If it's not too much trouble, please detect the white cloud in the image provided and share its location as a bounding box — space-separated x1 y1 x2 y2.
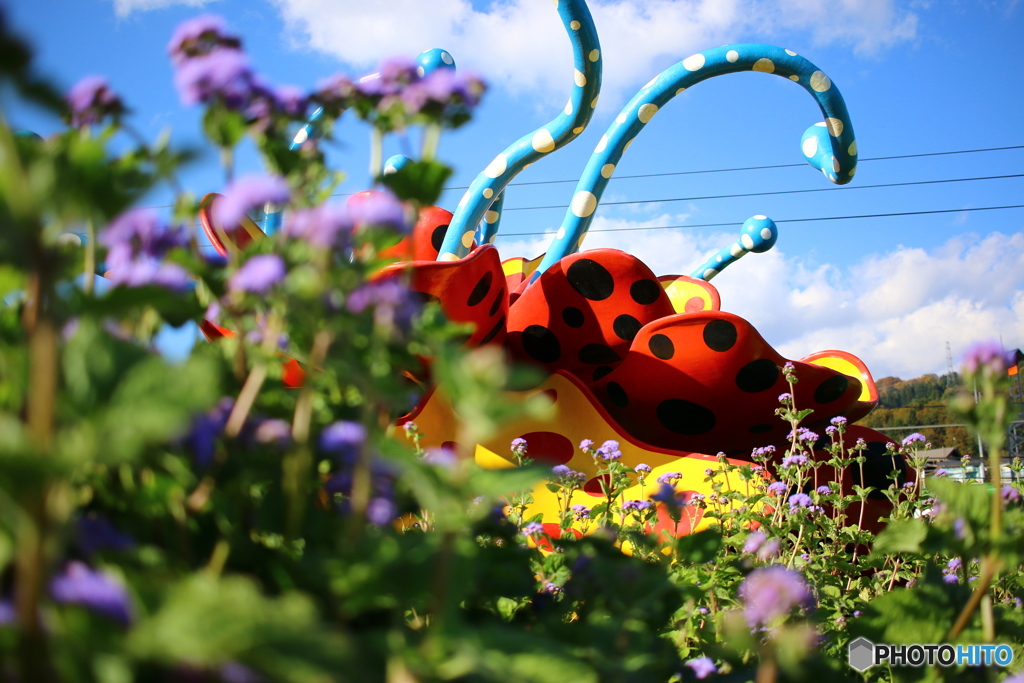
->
111 0 213 18
270 0 919 98
498 223 1024 379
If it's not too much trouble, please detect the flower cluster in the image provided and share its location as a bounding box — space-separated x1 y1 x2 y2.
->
66 76 125 127
99 209 190 290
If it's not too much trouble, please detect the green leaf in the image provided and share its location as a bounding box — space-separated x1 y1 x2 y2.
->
674 529 722 564
74 284 204 327
379 160 453 206
872 518 928 555
203 107 247 149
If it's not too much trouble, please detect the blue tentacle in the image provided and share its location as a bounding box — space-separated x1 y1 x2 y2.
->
690 215 778 281
476 190 505 244
528 44 858 284
436 0 602 261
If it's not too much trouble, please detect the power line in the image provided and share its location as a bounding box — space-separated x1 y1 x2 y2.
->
499 173 1024 212
452 144 1024 190
495 204 1024 238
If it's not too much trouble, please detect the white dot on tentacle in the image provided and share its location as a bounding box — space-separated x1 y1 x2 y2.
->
849 164 857 178
644 76 657 88
459 190 470 206
716 255 723 262
488 234 497 244
589 49 600 62
485 210 499 224
730 243 745 257
616 112 627 124
294 128 309 144
556 227 565 239
591 95 599 108
573 126 584 134
623 138 634 152
601 163 615 178
754 214 767 219
848 140 858 156
703 268 718 278
741 234 755 250
726 50 739 63
461 231 474 248
760 227 773 239
532 128 556 153
441 51 453 65
595 135 608 153
785 49 797 56
638 103 658 123
483 188 493 199
440 252 459 262
832 157 841 172
570 20 581 30
802 136 818 157
788 75 799 81
574 69 587 87
752 58 775 73
683 53 705 71
416 66 425 77
810 71 832 92
484 154 507 178
676 87 686 95
564 100 573 115
826 117 844 137
571 191 598 218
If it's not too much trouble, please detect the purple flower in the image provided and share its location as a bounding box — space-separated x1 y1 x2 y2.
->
75 515 134 556
743 531 766 554
953 518 968 540
597 439 622 460
66 76 124 127
183 397 234 467
738 566 812 627
215 174 290 229
943 573 959 584
424 447 458 468
962 339 1015 375
767 481 788 495
934 468 949 478
167 15 239 65
782 454 808 467
901 432 926 447
794 428 819 443
255 418 292 446
685 657 717 679
656 472 682 484
544 582 562 595
816 485 832 495
634 463 652 474
825 425 838 437
778 392 792 403
788 493 812 510
757 538 781 561
100 210 191 290
50 562 133 625
284 203 353 249
319 421 366 463
622 500 653 512
174 48 254 107
522 522 544 537
571 504 590 520
403 421 418 435
579 439 594 452
1002 485 1021 503
347 279 421 333
229 254 286 294
705 468 714 477
830 416 847 427
551 464 571 477
219 662 264 683
348 190 409 234
511 437 528 455
651 482 678 505
367 496 398 526
946 557 962 572
273 84 306 116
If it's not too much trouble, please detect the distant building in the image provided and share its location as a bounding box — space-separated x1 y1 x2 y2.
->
913 446 1021 483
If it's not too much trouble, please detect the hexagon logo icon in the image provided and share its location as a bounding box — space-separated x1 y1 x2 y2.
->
848 637 875 672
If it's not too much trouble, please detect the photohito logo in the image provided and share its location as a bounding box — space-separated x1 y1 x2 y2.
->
848 638 1014 672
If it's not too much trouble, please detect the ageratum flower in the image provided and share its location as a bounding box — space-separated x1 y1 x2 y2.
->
902 432 926 447
781 454 808 467
50 562 133 626
214 174 291 229
570 504 590 520
962 339 1015 375
511 437 528 455
1002 485 1021 503
254 418 292 447
685 657 717 680
174 48 255 108
788 493 813 510
830 415 847 427
551 464 571 477
182 397 235 467
656 472 681 484
622 500 652 512
522 522 544 537
285 203 353 250
597 440 621 460
348 190 409 234
767 481 788 495
347 279 421 333
100 210 190 291
319 421 367 464
66 76 125 127
738 566 812 627
743 531 767 554
634 463 652 475
757 538 781 561
167 15 240 65
229 254 286 295
423 447 458 468
579 439 594 452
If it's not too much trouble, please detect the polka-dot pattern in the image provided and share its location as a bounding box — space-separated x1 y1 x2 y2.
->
579 343 621 365
726 50 739 63
648 334 674 360
523 325 561 363
566 258 614 300
467 271 493 307
571 190 598 218
532 129 556 153
562 306 585 328
735 358 779 393
630 279 661 305
638 103 658 123
810 70 832 92
606 382 629 407
600 163 615 178
657 398 716 435
612 314 642 341
484 154 507 178
683 53 705 71
703 319 737 352
814 375 849 404
752 58 775 73
574 69 587 87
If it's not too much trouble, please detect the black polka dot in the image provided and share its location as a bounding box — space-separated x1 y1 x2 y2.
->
648 334 674 360
656 399 716 435
578 344 621 365
566 259 615 301
606 382 629 407
703 319 737 352
488 291 503 317
735 359 779 393
814 375 849 404
630 279 661 305
522 325 561 363
850 441 907 500
479 316 505 345
592 366 614 382
613 314 642 342
467 271 493 307
749 423 774 433
414 291 440 305
430 224 448 252
562 306 585 328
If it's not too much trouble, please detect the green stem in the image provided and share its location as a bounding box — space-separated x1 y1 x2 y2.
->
421 123 441 162
369 127 383 181
221 146 234 184
84 218 96 294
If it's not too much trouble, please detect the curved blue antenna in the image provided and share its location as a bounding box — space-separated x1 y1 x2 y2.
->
690 215 778 281
436 0 602 261
383 154 413 176
476 190 505 244
527 44 858 284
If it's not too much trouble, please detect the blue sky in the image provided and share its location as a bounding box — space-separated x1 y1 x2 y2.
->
4 0 1023 378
